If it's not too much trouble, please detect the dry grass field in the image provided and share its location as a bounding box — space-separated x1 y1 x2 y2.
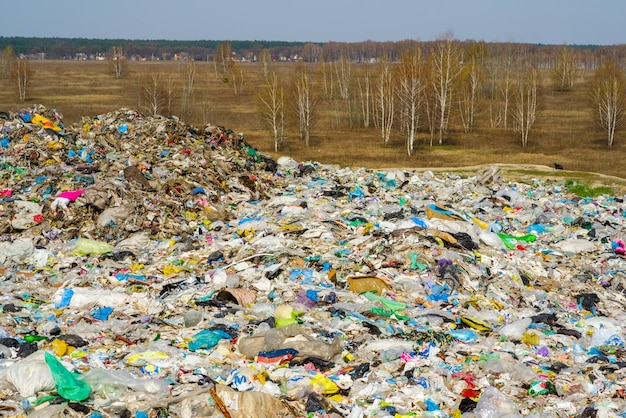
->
1 59 625 182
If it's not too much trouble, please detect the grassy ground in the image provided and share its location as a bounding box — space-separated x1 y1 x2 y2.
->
1 60 625 187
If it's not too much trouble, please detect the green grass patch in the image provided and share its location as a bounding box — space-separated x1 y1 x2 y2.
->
565 179 614 197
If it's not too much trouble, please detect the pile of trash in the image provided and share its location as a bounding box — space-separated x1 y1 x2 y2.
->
1 105 626 417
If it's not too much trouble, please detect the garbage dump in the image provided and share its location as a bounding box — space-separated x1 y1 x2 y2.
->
2 104 626 417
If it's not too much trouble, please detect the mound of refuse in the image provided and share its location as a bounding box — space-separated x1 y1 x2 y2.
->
1 105 626 417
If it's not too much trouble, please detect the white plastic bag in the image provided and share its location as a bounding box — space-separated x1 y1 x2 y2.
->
5 351 56 398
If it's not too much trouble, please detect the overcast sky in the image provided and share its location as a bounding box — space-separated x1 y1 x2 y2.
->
2 0 624 46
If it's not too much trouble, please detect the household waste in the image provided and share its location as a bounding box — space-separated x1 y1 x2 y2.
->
1 105 626 417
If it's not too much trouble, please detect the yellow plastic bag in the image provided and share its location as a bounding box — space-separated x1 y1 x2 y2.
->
309 372 339 394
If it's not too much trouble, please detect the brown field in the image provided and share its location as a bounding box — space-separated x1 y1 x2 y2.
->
1 60 625 183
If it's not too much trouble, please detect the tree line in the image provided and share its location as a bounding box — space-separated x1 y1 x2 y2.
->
3 36 626 65
0 37 311 61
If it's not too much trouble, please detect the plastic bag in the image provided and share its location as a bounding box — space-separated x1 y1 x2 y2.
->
274 304 301 327
115 231 150 251
188 329 232 351
496 232 536 249
11 200 43 230
498 318 532 340
71 238 114 256
79 367 170 399
53 287 129 309
44 351 91 401
97 205 132 228
0 237 35 264
474 386 521 417
5 351 56 397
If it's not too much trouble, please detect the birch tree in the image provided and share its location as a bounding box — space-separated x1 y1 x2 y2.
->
375 56 395 145
589 61 626 146
423 65 438 146
498 48 517 130
12 58 32 102
292 62 316 146
457 56 482 133
258 70 285 152
110 46 126 79
357 62 372 128
484 44 515 129
230 62 246 96
215 42 233 78
551 45 576 91
396 47 425 155
180 59 196 120
317 58 333 99
139 72 165 116
259 48 271 79
511 65 538 147
429 39 462 145
334 54 353 127
163 74 176 117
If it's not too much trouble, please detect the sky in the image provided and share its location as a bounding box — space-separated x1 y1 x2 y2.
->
2 0 624 46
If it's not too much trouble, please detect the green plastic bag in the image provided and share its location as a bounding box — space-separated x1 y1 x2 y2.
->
496 233 536 249
362 292 407 312
44 352 91 401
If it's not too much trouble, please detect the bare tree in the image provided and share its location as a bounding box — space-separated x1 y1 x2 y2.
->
498 46 520 130
484 43 516 129
316 58 333 99
396 47 425 155
258 70 285 152
357 62 373 128
259 48 271 79
139 72 165 116
457 56 482 133
375 56 395 145
110 46 126 79
163 74 176 117
429 39 462 145
12 58 32 102
180 59 196 120
215 42 233 78
334 54 351 100
230 62 246 96
551 45 576 91
511 65 538 147
589 60 626 146
333 54 353 127
292 62 316 146
301 43 321 62
201 99 213 125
